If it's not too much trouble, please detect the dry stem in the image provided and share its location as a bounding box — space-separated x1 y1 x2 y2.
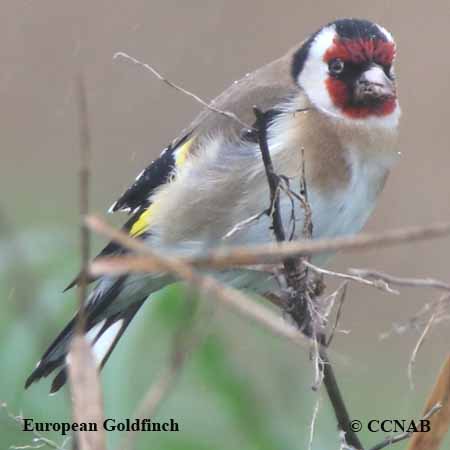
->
121 298 200 450
75 75 91 333
90 221 450 277
304 261 399 295
68 75 106 450
114 52 252 130
368 403 442 450
86 216 311 350
408 312 437 390
1 402 70 450
349 268 450 292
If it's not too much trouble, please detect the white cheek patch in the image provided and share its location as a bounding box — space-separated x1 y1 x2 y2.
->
308 25 336 58
298 25 340 119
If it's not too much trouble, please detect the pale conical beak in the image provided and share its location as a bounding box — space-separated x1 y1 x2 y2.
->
354 65 395 102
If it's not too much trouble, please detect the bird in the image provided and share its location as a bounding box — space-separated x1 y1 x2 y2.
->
25 18 401 393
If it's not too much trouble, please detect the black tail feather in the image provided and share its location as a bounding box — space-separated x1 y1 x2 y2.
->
24 317 77 389
25 277 135 392
46 299 145 394
50 368 67 394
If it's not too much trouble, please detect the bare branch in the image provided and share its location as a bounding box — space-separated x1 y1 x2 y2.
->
407 355 450 450
122 299 200 450
340 430 359 450
253 107 362 450
75 75 91 332
196 221 450 266
223 211 267 239
308 394 322 450
408 312 437 391
311 332 325 390
327 282 349 347
320 350 363 450
67 336 106 450
85 216 311 350
299 147 312 239
349 268 450 292
253 107 287 244
69 75 106 450
114 52 252 130
304 261 399 295
89 221 450 275
1 402 70 450
379 294 450 341
368 403 442 450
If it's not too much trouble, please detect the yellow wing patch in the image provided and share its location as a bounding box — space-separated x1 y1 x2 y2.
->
129 138 194 237
130 204 158 237
174 137 194 167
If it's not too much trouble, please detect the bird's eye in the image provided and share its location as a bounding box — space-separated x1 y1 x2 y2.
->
328 58 344 75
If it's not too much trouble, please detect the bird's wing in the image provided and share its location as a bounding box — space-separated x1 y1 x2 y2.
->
65 52 300 290
183 52 299 143
64 132 195 290
108 132 193 215
113 49 299 222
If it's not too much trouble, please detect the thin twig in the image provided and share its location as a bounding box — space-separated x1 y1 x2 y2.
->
379 294 450 340
340 430 358 450
114 52 252 130
67 336 106 450
90 221 450 274
253 107 362 450
196 221 450 266
254 106 312 336
85 216 312 350
1 402 69 450
253 107 286 244
75 75 91 333
308 394 322 450
311 330 325 390
304 261 399 295
70 76 106 450
368 402 442 450
320 350 364 450
299 147 312 239
327 282 349 347
122 298 200 450
223 211 268 239
408 312 437 391
407 354 450 450
349 268 450 292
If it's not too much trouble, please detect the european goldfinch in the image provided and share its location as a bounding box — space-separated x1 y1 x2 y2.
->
26 18 400 393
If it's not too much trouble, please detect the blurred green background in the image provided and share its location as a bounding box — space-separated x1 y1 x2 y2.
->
2 1 450 449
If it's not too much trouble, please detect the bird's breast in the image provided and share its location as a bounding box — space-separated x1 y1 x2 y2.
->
265 105 399 241
147 111 398 256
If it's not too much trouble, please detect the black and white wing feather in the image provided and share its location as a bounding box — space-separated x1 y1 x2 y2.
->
108 132 192 214
64 132 193 291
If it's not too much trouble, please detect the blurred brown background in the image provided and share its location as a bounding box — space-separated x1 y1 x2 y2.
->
2 0 450 448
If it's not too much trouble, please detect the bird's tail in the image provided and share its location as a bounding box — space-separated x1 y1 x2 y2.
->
25 268 275 393
24 274 164 393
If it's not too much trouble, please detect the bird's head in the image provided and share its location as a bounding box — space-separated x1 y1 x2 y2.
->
292 19 400 128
